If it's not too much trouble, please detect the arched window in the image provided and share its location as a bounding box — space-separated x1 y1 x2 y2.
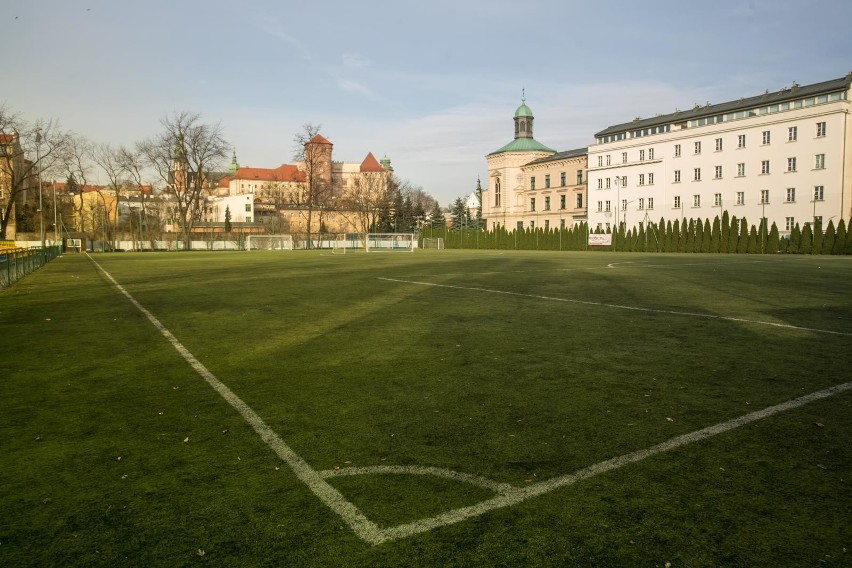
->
494 178 501 207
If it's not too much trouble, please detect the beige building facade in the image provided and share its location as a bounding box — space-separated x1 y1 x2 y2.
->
483 99 588 231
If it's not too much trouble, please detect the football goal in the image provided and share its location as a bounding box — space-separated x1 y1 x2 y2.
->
422 237 444 250
365 233 416 252
331 233 364 254
246 235 294 251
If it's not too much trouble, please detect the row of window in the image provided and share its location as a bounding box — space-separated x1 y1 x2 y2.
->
596 92 843 144
530 194 585 212
516 218 571 230
596 186 826 214
596 121 827 166
529 170 585 190
593 216 822 233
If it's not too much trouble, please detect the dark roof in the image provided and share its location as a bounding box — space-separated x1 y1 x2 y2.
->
595 74 852 137
526 147 587 165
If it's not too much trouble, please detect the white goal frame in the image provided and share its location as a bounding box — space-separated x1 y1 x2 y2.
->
422 237 444 250
365 233 416 252
246 235 294 251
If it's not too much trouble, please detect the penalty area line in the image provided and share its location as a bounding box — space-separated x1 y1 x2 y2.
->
377 277 852 337
87 255 388 546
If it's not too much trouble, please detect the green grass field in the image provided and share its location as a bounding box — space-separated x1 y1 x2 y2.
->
1 250 850 567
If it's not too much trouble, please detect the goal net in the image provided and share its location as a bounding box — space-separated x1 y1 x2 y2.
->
246 235 294 251
365 233 416 252
422 237 444 250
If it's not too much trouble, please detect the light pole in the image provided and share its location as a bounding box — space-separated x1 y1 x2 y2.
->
52 179 58 244
35 128 44 248
613 176 621 249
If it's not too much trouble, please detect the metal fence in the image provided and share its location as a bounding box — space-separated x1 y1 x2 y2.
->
0 246 63 290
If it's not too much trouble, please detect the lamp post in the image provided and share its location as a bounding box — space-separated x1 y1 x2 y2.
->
52 179 58 244
613 176 621 249
35 128 44 248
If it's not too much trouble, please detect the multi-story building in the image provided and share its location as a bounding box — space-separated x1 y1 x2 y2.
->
587 73 852 235
483 98 588 231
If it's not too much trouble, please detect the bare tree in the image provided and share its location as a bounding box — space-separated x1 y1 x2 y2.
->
91 142 124 249
292 123 331 248
138 111 228 250
117 145 156 247
341 169 392 234
59 134 94 236
0 104 69 240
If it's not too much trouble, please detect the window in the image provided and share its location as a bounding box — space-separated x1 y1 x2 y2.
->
648 148 655 160
576 170 583 184
597 201 603 212
544 196 551 211
714 193 722 207
675 144 681 157
762 130 771 145
530 176 536 190
621 176 627 186
560 219 566 229
245 203 251 212
815 154 825 169
674 195 681 209
639 174 645 186
817 122 826 137
787 157 797 172
606 178 611 189
648 197 654 209
597 179 603 189
693 194 701 207
560 195 566 209
621 199 627 211
761 189 769 204
814 215 823 227
606 155 611 165
622 152 627 164
715 138 723 151
544 175 551 188
530 197 536 211
814 185 824 201
761 160 770 174
694 141 702 154
518 221 524 231
560 172 566 186
544 220 549 230
694 168 701 181
638 198 644 210
788 126 797 141
605 200 611 212
736 191 745 205
737 163 745 177
786 187 795 202
597 156 603 167
640 149 645 161
715 165 722 179
648 173 654 185
494 178 501 206
786 217 795 231
576 194 583 208
245 217 251 223
737 134 746 148
674 170 681 183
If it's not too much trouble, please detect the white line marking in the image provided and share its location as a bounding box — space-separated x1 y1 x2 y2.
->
87 256 388 545
377 277 852 336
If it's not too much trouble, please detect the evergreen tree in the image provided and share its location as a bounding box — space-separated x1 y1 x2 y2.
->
747 225 758 253
686 219 695 252
821 220 836 255
790 223 801 253
679 218 688 252
720 210 730 253
701 219 712 253
428 202 445 232
728 216 739 253
779 236 789 254
665 220 674 252
811 220 824 255
833 219 847 255
711 216 721 252
693 219 703 253
767 222 780 254
736 219 748 253
800 223 813 254
224 206 232 233
637 224 647 252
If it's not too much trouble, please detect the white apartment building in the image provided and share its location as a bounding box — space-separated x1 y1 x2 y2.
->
587 74 852 235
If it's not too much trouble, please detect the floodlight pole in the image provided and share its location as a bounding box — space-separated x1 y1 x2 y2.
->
36 128 45 248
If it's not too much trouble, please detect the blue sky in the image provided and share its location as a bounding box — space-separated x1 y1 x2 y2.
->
3 0 850 205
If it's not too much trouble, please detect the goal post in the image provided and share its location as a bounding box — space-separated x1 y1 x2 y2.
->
422 237 444 250
365 233 416 252
246 235 294 251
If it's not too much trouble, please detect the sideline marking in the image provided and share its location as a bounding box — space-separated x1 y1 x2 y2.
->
378 277 852 337
88 255 852 545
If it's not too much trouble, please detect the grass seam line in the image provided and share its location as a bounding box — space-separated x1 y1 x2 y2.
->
87 255 388 546
377 277 852 337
